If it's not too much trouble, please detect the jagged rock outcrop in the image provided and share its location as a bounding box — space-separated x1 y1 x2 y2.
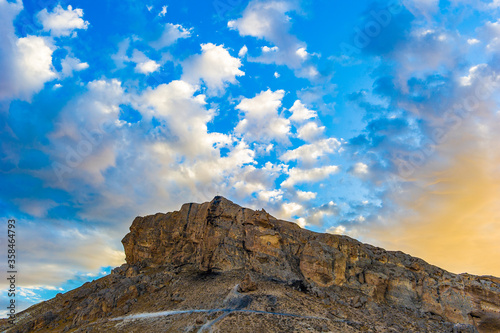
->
2 196 500 333
121 196 500 328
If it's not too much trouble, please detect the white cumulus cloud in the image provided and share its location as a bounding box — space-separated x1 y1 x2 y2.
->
182 43 244 94
235 89 290 143
280 201 304 219
37 5 89 37
262 45 279 53
258 189 283 202
281 165 339 188
60 55 89 78
296 47 308 59
238 45 248 57
0 35 57 101
304 201 339 226
131 49 161 74
327 225 346 235
136 60 160 74
296 190 316 201
228 0 316 75
289 100 317 122
151 23 191 49
158 5 167 17
16 36 57 93
349 162 369 176
280 138 341 164
0 1 59 101
297 121 325 142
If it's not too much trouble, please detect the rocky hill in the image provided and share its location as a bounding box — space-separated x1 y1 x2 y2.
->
2 196 500 332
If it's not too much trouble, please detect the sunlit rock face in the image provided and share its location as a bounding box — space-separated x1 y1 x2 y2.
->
4 196 500 333
122 196 500 330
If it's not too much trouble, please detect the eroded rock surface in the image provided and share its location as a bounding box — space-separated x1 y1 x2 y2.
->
2 196 499 332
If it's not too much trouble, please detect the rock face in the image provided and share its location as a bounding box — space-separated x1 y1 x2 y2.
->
3 196 500 333
121 196 500 326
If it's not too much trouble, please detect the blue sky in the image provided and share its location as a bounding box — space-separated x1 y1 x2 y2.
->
1 0 500 315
